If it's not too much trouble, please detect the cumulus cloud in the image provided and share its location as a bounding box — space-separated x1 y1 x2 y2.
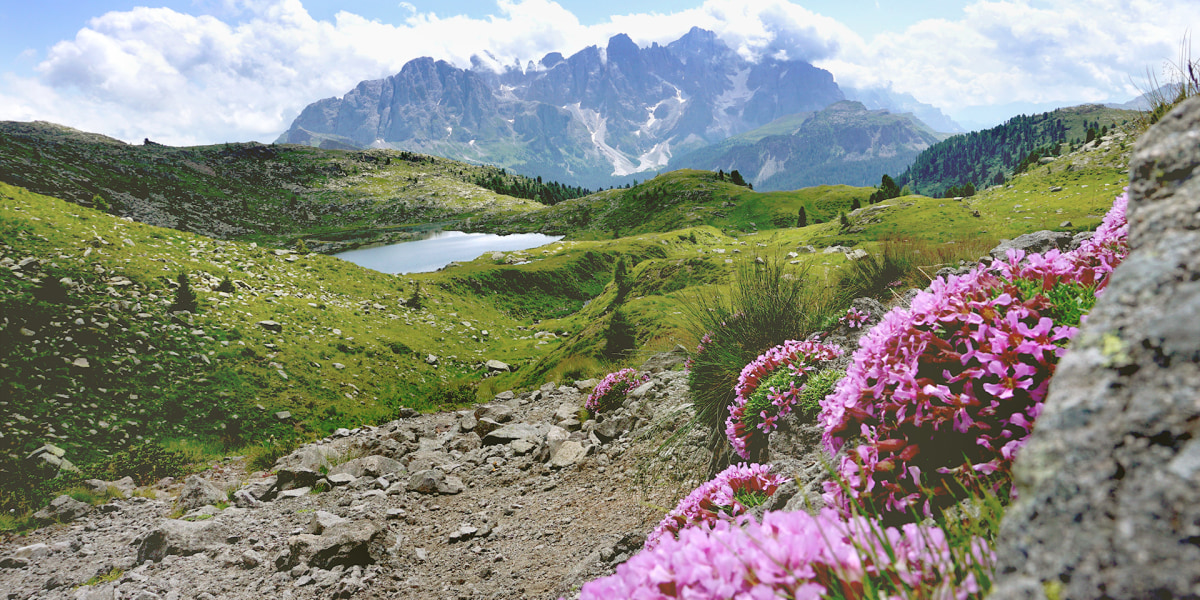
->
0 0 1194 144
820 0 1198 116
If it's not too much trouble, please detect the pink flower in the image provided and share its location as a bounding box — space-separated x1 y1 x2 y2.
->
819 193 1130 516
644 463 787 549
586 368 648 413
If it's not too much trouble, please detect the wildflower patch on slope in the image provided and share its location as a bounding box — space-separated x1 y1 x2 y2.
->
819 193 1129 516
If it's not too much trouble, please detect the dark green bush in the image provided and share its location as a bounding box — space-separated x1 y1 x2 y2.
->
102 443 192 485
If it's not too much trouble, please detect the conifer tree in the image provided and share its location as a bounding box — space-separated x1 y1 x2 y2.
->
613 256 633 303
729 170 747 187
796 207 807 228
170 272 198 313
604 308 637 359
408 282 423 310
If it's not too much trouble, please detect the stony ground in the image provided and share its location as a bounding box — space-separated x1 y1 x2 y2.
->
0 351 712 600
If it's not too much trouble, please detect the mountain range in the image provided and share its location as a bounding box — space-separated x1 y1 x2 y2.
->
666 100 943 191
278 27 956 190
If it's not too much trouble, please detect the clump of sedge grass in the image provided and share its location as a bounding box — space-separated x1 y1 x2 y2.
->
682 254 842 442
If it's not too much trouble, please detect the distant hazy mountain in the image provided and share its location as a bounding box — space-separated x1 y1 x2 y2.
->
668 101 942 191
841 86 964 133
1105 83 1183 111
278 27 845 189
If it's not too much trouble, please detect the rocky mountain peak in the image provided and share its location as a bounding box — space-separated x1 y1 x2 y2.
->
277 27 846 189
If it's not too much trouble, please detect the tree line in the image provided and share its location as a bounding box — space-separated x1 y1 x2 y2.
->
469 167 592 205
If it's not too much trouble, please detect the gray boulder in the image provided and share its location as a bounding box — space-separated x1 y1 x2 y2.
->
308 510 349 534
449 432 482 453
404 450 451 473
988 230 1074 261
177 475 226 511
548 440 588 469
474 404 514 423
26 444 80 476
33 494 92 523
473 417 504 437
137 519 231 563
273 467 321 492
594 416 633 442
485 359 510 373
328 455 403 479
992 97 1200 599
481 423 542 446
256 320 282 332
281 521 388 570
407 469 463 495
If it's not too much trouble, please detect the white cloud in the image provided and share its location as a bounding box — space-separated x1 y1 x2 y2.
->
0 0 1194 144
820 0 1198 117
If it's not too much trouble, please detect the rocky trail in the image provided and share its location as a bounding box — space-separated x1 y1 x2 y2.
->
0 350 714 600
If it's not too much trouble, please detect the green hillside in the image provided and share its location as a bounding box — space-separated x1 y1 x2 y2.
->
898 104 1138 197
0 121 557 252
466 169 873 238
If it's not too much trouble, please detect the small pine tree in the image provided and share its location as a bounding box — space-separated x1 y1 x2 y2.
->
170 272 198 313
604 308 637 360
408 282 423 310
729 170 747 187
613 256 633 303
839 211 851 231
796 207 807 228
295 238 309 254
850 197 861 211
216 276 235 293
91 194 109 211
717 169 726 181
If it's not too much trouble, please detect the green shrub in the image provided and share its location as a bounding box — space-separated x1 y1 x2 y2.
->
245 436 301 472
426 377 478 409
102 442 192 485
683 255 842 439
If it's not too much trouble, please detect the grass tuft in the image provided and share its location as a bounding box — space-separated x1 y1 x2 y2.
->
683 254 843 439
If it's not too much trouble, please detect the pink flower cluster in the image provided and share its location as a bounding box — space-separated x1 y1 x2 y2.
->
644 463 787 549
583 508 991 600
586 368 649 413
819 194 1129 515
726 340 842 459
840 306 871 329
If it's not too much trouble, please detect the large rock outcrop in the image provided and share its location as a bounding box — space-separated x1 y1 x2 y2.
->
992 97 1200 598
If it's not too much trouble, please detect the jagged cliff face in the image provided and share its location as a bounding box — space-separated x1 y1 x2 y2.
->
278 28 844 189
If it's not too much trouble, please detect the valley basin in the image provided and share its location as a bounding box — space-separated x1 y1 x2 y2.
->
334 230 563 274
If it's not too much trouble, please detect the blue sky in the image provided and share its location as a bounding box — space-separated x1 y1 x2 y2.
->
0 0 1195 144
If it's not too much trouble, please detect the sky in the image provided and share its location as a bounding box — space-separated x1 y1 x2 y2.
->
0 0 1196 145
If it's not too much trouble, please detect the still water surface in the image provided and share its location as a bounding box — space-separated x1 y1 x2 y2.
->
334 231 563 274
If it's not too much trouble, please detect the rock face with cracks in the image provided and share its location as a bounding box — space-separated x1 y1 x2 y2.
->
991 97 1200 598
